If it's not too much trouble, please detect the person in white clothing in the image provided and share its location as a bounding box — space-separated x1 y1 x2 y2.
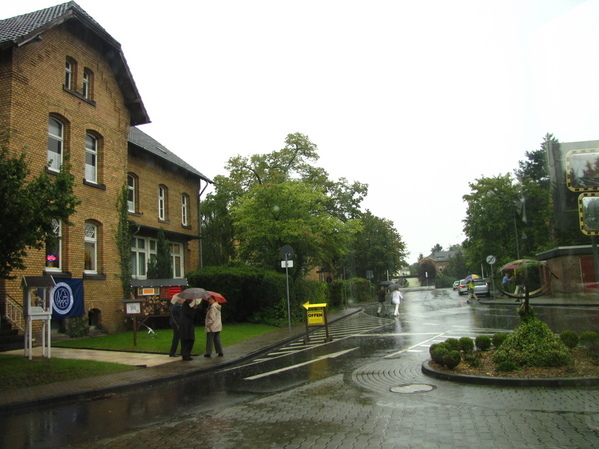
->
391 289 402 317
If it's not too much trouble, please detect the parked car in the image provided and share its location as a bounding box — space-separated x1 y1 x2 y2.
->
458 278 490 296
453 280 460 290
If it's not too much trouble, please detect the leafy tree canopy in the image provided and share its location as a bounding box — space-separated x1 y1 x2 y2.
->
0 144 79 279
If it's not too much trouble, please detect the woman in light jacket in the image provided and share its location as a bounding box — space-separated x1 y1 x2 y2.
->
204 296 223 357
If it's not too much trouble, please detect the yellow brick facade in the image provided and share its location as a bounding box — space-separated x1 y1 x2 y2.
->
1 8 207 337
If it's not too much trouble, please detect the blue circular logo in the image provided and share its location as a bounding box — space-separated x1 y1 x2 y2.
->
51 282 74 315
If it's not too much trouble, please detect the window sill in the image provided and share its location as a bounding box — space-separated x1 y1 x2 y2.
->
83 179 106 190
63 86 96 106
181 224 192 230
44 270 72 278
83 273 106 280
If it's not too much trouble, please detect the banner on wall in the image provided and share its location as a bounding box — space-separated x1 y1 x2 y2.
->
51 279 85 318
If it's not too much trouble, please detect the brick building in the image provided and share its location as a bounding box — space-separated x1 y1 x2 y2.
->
0 2 211 335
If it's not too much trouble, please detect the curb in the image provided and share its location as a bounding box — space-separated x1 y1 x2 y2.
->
1 308 365 412
421 359 599 387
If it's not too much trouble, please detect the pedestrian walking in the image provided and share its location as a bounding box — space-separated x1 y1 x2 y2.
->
391 289 402 317
466 279 478 303
204 295 224 358
501 273 511 297
376 286 386 316
179 298 198 361
169 295 183 357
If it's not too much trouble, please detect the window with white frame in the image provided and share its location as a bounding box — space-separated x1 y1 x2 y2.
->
130 237 158 279
45 220 62 271
170 243 184 278
65 59 73 89
84 222 97 273
158 185 167 220
47 117 64 171
85 133 98 183
181 193 189 226
127 174 137 213
82 68 92 99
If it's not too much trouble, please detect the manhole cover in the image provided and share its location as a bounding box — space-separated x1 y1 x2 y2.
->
390 383 436 394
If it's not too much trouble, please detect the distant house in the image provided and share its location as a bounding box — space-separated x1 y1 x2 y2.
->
0 2 211 336
431 250 461 274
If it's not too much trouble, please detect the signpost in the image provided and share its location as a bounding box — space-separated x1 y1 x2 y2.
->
486 255 496 298
280 245 294 333
302 301 331 344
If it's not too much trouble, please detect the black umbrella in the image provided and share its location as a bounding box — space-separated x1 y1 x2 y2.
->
378 281 394 286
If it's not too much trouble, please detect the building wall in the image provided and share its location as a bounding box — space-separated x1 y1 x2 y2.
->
1 24 131 332
128 149 201 275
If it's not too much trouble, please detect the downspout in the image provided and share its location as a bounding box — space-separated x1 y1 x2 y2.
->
197 180 210 269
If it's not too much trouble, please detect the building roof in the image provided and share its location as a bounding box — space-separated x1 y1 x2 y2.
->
0 1 150 126
128 127 213 183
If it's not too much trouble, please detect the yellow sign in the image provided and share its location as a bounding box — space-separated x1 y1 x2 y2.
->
303 301 327 309
307 310 325 325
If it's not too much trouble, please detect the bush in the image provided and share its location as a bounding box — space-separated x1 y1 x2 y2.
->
459 337 474 353
444 338 461 351
580 331 599 355
492 333 509 349
431 346 449 365
559 330 579 349
67 317 89 338
464 353 481 367
496 361 519 372
475 335 492 351
493 317 572 367
443 350 462 369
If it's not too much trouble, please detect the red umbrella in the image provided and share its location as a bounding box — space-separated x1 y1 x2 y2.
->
207 291 227 303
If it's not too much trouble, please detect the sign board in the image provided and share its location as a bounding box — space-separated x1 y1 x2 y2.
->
139 287 158 296
126 302 141 314
280 244 294 260
281 260 294 268
307 309 325 325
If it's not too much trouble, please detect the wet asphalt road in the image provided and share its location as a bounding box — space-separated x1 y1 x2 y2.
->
2 288 598 449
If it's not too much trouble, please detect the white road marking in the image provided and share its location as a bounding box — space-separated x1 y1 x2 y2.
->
244 348 358 380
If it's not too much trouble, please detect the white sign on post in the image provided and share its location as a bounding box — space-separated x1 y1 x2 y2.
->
281 260 294 268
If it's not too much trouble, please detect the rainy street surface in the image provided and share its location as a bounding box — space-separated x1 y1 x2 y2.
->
2 288 599 449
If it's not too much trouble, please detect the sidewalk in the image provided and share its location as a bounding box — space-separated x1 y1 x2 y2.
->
0 307 363 413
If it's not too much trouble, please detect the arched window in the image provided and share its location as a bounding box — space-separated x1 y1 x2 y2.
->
84 222 98 273
47 117 64 171
45 220 62 271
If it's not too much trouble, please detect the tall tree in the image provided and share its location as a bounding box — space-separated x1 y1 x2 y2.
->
0 145 79 279
430 243 443 254
343 210 406 282
232 180 361 277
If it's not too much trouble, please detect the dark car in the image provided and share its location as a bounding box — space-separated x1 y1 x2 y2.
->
458 278 490 296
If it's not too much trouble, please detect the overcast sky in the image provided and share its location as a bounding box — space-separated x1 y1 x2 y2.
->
5 0 599 263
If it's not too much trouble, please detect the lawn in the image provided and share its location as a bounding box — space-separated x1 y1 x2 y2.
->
0 356 137 391
0 323 279 391
54 323 279 353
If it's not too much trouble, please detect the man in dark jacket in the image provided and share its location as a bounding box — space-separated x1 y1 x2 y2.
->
179 298 198 361
169 297 182 357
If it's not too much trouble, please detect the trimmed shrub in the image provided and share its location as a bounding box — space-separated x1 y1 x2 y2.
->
493 317 572 367
443 350 462 369
459 337 474 353
475 335 492 351
444 338 461 351
559 330 579 349
431 346 449 365
492 333 509 349
579 331 599 352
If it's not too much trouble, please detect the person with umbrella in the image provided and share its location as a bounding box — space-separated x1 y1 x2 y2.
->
204 293 224 357
179 298 199 361
168 294 183 357
376 285 387 316
501 272 512 297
